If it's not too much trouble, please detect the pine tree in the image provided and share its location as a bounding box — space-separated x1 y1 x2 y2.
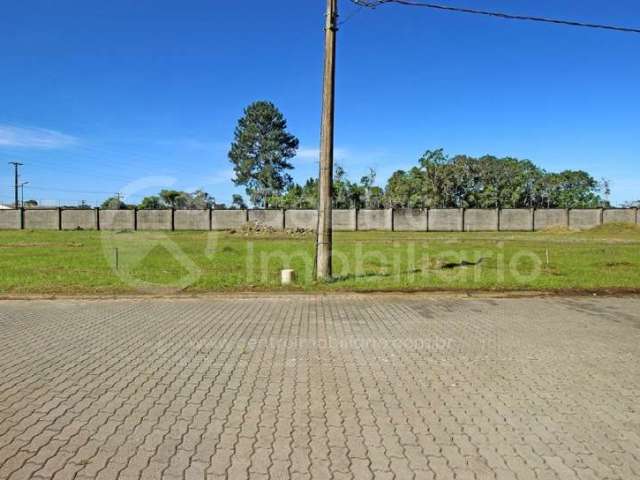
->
228 101 299 208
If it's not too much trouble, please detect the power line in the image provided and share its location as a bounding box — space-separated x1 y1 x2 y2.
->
351 0 640 34
18 185 146 198
26 186 113 195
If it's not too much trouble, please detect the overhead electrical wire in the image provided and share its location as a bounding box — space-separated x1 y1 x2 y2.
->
350 0 640 34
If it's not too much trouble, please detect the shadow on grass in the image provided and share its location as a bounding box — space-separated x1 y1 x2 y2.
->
328 257 487 283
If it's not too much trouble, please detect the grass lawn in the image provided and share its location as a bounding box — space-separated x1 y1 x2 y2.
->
0 224 639 295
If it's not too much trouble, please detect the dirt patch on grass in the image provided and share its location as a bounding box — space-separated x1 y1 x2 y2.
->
227 222 314 239
603 261 635 268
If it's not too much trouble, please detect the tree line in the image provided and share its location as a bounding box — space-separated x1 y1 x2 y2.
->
100 100 622 210
101 190 247 210
383 149 609 209
227 101 610 210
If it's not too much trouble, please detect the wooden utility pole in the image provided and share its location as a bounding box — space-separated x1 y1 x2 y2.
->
316 0 338 281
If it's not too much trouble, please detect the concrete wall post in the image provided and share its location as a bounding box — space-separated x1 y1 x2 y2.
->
530 208 535 231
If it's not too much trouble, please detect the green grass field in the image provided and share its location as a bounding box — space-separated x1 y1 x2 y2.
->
1 224 639 295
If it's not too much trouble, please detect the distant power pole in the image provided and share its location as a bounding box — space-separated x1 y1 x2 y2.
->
19 182 29 208
8 162 23 209
316 0 338 281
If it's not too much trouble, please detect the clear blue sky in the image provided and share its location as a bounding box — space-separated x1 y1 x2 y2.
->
1 0 638 206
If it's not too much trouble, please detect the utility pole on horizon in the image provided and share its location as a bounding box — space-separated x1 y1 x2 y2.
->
8 162 23 209
19 182 29 208
316 0 338 281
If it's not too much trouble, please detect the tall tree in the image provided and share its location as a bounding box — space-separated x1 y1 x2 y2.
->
384 167 426 208
188 190 215 209
231 194 247 210
101 196 128 209
159 190 188 209
419 149 452 208
228 101 299 208
543 171 602 208
139 196 163 210
334 165 354 208
360 168 382 208
600 178 611 207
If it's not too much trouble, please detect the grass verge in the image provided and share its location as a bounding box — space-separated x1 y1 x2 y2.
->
0 224 639 295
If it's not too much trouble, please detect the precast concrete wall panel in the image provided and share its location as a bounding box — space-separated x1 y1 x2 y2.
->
0 210 20 229
137 210 172 231
428 209 462 232
174 210 210 230
285 210 317 230
248 210 284 230
393 209 427 231
62 209 97 230
464 209 498 232
24 209 59 230
569 209 602 230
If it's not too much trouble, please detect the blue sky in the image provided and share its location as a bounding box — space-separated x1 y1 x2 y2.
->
1 0 638 206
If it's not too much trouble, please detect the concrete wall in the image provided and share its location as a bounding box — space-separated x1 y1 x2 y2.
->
248 209 284 230
62 209 97 230
393 209 427 231
569 209 602 230
24 209 59 230
137 209 172 231
500 209 533 231
428 209 462 232
1 208 637 232
212 210 247 230
174 210 209 230
333 210 356 231
100 210 135 230
534 209 568 230
603 208 637 225
358 209 392 231
285 210 317 230
464 209 499 232
0 209 21 229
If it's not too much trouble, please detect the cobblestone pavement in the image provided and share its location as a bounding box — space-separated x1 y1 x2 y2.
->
1 295 640 480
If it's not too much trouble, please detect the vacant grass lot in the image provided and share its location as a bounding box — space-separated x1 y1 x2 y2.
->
0 224 639 295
